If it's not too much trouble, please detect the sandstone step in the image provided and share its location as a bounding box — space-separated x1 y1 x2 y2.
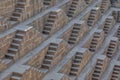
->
45 55 54 60
42 30 50 34
8 48 18 53
41 64 50 69
71 67 79 71
11 43 20 47
69 71 77 76
5 53 15 59
47 49 56 54
72 63 80 67
13 38 22 44
43 59 52 64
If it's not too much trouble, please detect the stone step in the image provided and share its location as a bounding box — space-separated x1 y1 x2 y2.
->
43 59 52 64
71 67 79 72
47 49 56 54
42 29 50 34
5 53 15 59
73 58 81 63
69 71 77 76
41 63 50 69
72 63 80 67
13 38 22 44
45 54 54 60
8 48 18 53
68 40 76 44
16 33 24 37
49 46 57 51
11 43 20 47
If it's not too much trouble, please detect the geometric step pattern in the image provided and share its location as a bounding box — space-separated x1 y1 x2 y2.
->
67 0 86 19
5 30 24 60
68 21 87 45
87 7 101 26
90 55 108 80
112 11 120 23
109 65 120 80
69 48 91 79
69 52 83 76
41 42 58 70
89 29 104 52
105 37 119 59
115 26 120 41
42 11 57 35
102 16 115 35
42 9 68 35
9 0 26 24
67 0 80 18
100 0 110 14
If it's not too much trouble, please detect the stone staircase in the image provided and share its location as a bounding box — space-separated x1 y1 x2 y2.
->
0 30 24 71
42 11 57 35
5 30 24 60
41 43 58 70
89 30 104 52
116 26 120 41
102 16 115 35
100 0 110 14
68 24 81 44
117 11 120 22
87 7 100 26
89 56 108 80
69 52 83 76
109 65 120 80
67 0 79 18
105 37 118 58
10 72 22 80
91 59 104 80
9 0 26 24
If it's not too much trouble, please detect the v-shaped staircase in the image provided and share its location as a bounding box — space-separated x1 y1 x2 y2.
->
41 43 58 70
87 8 99 26
42 12 57 35
91 59 103 80
102 17 114 35
9 0 26 24
5 30 24 60
69 52 83 76
117 11 120 22
106 38 118 58
89 32 102 52
67 0 79 18
100 0 110 14
110 65 120 80
10 72 22 80
68 24 81 44
116 26 120 41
